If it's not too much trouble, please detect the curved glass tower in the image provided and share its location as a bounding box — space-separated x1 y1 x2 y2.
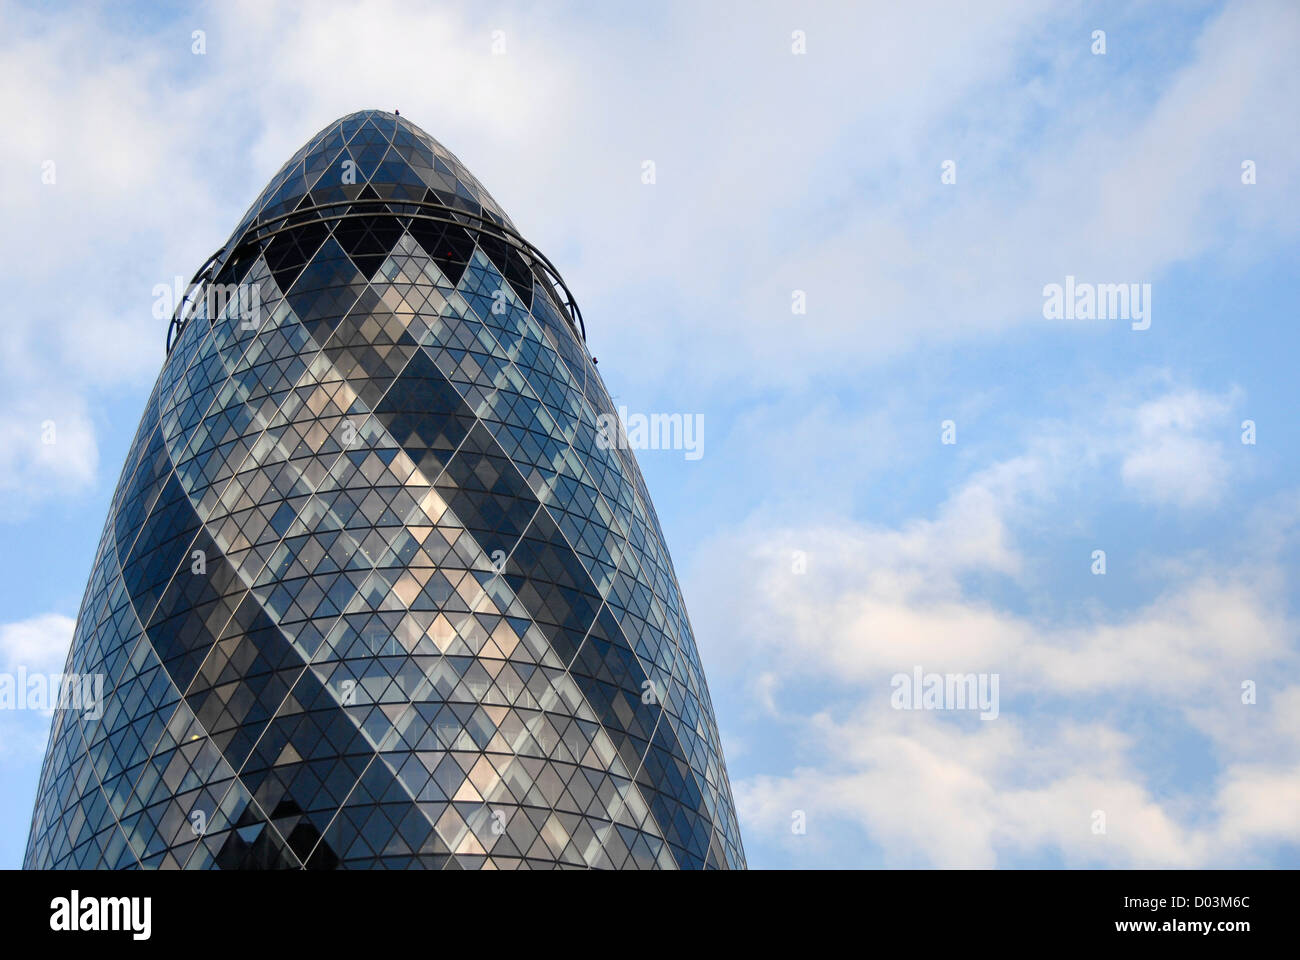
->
25 110 744 870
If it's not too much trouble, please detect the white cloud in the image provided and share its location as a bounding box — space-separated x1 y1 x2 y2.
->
14 0 1279 391
696 513 1285 696
0 613 78 760
0 17 224 386
731 683 1300 867
0 393 98 519
676 0 1300 389
0 0 1289 515
1118 388 1237 507
0 613 76 675
692 379 1296 866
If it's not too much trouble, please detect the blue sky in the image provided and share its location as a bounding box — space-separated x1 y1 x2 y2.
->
1 0 1297 868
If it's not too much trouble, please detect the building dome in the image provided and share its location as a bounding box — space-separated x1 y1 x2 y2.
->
25 111 744 870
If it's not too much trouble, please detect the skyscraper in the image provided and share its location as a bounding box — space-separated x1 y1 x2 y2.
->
25 110 745 870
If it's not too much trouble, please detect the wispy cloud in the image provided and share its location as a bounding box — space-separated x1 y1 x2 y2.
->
691 377 1295 867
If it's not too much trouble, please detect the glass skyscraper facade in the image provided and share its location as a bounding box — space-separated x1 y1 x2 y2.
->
24 110 745 870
